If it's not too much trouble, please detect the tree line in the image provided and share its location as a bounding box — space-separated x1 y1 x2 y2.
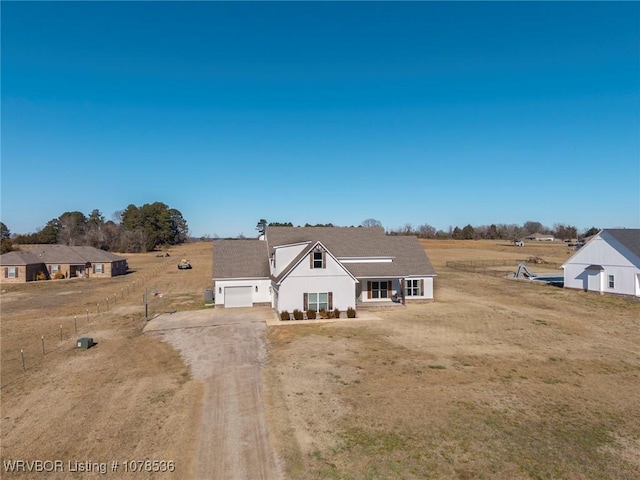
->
2 202 188 253
254 218 599 241
386 221 597 241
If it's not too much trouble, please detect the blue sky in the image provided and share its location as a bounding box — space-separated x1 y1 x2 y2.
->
2 1 639 238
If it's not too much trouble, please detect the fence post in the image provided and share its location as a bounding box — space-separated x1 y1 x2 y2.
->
60 325 63 342
21 349 25 371
74 315 77 334
41 336 45 356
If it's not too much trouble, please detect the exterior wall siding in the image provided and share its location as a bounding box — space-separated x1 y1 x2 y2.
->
2 264 49 283
273 244 308 277
359 277 434 302
563 234 640 297
277 253 356 312
214 278 271 307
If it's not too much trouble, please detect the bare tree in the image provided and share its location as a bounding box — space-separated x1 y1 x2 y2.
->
417 223 436 238
361 218 383 228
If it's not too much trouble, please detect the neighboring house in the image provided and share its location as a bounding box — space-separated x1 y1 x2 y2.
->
525 233 555 241
0 250 49 283
1 245 128 283
562 229 640 297
212 226 436 312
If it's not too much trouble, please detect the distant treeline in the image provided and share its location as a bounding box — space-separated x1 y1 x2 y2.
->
386 221 597 241
2 202 188 253
243 218 599 242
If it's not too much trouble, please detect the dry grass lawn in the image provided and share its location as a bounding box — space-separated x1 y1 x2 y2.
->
1 242 215 478
265 240 640 479
1 239 639 479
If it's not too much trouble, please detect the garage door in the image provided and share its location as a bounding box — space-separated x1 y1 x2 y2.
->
225 286 253 308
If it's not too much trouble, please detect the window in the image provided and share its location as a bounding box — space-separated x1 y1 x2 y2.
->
304 292 333 312
608 275 615 289
51 264 60 274
311 249 325 269
6 267 17 279
94 264 104 274
371 281 389 299
405 279 422 296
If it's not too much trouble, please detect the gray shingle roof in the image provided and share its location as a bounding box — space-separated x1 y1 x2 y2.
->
0 250 45 266
605 229 640 258
346 235 436 277
22 245 126 264
267 227 436 278
213 239 269 279
266 226 389 257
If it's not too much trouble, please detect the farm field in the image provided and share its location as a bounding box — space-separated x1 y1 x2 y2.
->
1 239 639 479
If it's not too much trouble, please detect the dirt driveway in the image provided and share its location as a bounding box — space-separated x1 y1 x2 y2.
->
144 307 283 479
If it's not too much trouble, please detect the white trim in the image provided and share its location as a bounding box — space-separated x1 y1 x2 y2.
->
272 241 311 250
214 276 270 281
338 256 394 263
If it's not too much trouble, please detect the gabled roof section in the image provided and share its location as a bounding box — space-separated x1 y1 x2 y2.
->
604 229 640 259
20 245 126 264
213 239 269 279
272 241 358 284
266 227 436 277
67 246 126 262
345 236 436 277
562 228 640 267
0 250 44 266
266 226 388 257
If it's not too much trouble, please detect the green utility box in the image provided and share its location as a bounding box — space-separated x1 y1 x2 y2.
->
76 337 94 349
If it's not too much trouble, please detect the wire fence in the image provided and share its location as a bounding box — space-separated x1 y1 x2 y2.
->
1 259 173 389
445 259 563 278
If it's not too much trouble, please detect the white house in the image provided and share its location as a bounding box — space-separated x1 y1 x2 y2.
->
212 226 436 312
525 233 555 241
562 229 640 297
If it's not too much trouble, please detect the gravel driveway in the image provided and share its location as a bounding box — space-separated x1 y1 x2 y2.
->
144 307 282 479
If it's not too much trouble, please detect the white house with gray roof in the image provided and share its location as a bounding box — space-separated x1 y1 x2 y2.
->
562 229 640 297
212 226 436 312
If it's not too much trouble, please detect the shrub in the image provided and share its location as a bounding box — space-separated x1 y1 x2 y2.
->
293 309 304 320
347 307 356 318
280 310 290 321
35 271 48 281
306 309 317 320
319 309 329 319
53 271 65 280
333 308 341 319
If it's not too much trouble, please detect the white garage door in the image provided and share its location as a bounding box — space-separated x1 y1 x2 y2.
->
225 286 253 308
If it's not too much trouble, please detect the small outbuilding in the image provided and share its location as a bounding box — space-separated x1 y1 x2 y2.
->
562 229 640 297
